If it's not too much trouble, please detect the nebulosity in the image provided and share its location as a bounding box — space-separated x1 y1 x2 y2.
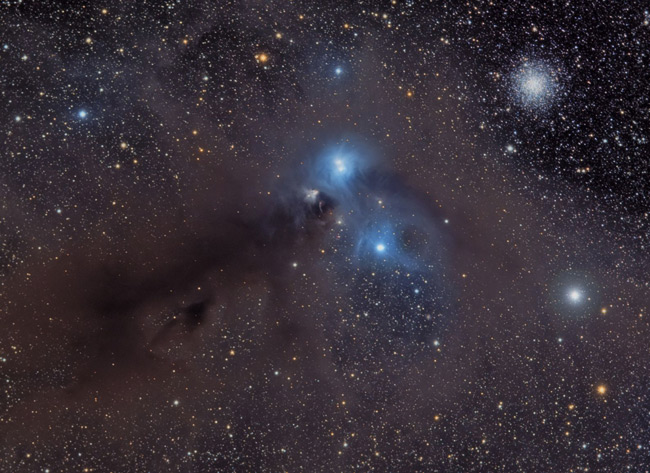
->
281 139 452 345
1 1 649 472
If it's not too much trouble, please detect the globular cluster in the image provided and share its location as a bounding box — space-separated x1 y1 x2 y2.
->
1 1 649 472
511 59 560 109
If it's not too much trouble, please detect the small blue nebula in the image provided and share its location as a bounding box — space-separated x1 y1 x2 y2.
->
333 156 348 174
308 145 366 196
356 221 400 263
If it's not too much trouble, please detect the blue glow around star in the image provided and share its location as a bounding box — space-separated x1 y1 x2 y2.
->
308 145 365 194
355 221 411 266
334 156 347 174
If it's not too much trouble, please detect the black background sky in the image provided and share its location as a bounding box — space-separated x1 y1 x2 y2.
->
1 1 649 471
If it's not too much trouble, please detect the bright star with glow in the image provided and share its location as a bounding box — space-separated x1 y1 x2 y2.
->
568 289 582 303
335 66 343 75
310 145 362 194
78 110 88 118
375 243 386 253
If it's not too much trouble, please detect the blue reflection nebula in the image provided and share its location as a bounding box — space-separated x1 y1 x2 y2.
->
295 140 446 273
308 145 365 195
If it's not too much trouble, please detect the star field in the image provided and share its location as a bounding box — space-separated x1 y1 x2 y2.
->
1 1 649 472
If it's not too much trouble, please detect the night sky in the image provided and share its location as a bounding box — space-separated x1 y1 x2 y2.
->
1 1 650 472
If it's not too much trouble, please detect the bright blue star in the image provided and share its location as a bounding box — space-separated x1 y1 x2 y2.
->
78 110 88 119
354 221 406 266
335 66 343 76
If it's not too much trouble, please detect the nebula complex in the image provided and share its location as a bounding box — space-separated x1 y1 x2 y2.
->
1 2 649 472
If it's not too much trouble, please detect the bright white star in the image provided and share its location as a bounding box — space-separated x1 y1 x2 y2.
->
568 289 582 303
